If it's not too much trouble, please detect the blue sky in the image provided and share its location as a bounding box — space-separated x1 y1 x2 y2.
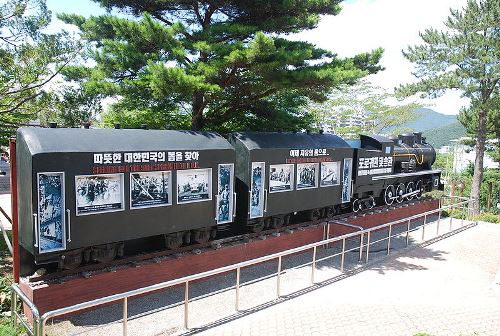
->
46 0 106 17
45 0 469 116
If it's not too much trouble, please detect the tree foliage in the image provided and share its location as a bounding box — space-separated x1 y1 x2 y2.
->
59 0 383 132
0 0 78 144
309 80 420 138
397 0 500 214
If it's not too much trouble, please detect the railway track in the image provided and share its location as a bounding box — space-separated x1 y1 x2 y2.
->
27 197 434 284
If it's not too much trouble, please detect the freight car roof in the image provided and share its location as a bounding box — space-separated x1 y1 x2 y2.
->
17 127 233 154
229 132 350 150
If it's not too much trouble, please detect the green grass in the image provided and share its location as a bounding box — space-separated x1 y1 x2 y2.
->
0 318 20 336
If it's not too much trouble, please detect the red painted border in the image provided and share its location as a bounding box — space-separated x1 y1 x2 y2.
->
10 137 19 283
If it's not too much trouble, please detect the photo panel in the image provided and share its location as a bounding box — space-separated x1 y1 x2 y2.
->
75 173 124 216
296 163 319 190
130 171 172 209
320 161 341 187
269 164 294 193
217 164 234 224
341 158 353 203
250 162 265 219
37 172 65 253
177 168 212 204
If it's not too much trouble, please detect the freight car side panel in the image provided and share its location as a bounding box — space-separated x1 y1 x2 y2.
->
229 132 355 220
16 128 236 259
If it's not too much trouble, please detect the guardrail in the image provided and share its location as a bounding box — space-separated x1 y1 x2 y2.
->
11 195 476 336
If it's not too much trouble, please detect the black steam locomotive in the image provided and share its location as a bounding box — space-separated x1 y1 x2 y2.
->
15 127 442 274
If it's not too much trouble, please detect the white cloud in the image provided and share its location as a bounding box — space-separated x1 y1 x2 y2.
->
290 0 470 115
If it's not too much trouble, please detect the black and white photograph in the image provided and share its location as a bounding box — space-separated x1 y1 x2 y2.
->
320 161 341 187
250 162 265 218
130 171 171 209
75 174 124 215
269 164 294 193
37 172 65 253
296 163 318 189
217 164 234 224
177 168 212 203
342 158 352 203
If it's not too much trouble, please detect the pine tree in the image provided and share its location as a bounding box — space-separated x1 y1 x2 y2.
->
397 0 499 214
0 0 77 144
59 0 383 132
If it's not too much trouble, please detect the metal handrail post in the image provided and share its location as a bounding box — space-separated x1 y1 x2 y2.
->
449 203 453 230
461 203 465 227
436 209 441 236
421 214 427 241
184 281 189 329
32 313 38 336
311 246 317 283
325 223 330 249
340 238 346 272
365 231 371 263
387 224 392 255
11 289 17 327
406 219 411 246
277 256 282 297
235 267 240 311
123 297 128 336
358 232 364 261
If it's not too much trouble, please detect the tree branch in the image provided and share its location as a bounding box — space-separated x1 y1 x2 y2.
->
4 57 72 96
0 91 42 114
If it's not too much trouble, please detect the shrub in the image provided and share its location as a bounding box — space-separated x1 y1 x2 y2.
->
476 212 500 224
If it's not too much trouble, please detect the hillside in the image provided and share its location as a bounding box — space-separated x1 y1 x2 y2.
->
406 108 458 131
423 121 466 148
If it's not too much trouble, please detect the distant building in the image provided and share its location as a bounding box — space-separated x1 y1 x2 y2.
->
439 138 499 173
321 109 373 139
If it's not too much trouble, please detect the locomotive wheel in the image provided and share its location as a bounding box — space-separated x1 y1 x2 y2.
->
395 183 405 203
165 232 183 250
368 196 375 209
193 227 211 244
308 209 321 221
406 182 415 200
416 180 424 199
324 206 336 218
352 199 361 212
384 185 395 205
59 249 84 270
250 219 265 233
270 215 285 229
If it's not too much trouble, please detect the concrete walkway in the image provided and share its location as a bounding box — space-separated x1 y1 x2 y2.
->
0 194 11 230
191 222 500 336
45 220 500 336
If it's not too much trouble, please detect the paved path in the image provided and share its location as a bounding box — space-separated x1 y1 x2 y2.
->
46 220 500 336
190 222 500 336
0 193 11 230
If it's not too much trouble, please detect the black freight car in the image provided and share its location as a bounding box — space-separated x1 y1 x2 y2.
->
16 127 235 273
228 132 355 232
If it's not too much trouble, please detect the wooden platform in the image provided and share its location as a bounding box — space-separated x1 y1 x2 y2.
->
20 198 439 318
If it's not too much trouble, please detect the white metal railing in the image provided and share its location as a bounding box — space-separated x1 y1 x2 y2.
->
11 195 476 336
